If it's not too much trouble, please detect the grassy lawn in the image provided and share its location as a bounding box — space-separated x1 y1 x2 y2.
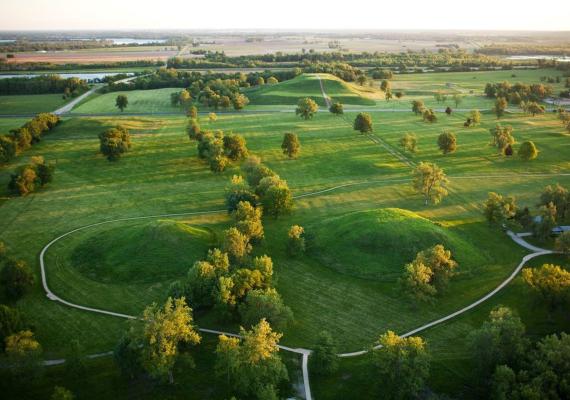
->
0 93 68 115
1 72 569 398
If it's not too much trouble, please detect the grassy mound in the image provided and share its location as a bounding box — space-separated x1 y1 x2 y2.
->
71 220 213 283
311 208 483 281
245 73 376 106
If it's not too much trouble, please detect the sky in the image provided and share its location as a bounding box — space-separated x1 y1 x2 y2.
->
1 0 569 31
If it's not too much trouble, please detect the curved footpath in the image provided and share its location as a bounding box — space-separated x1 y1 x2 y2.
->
36 174 569 400
33 76 568 399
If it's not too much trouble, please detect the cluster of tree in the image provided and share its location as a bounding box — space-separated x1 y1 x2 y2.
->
476 44 570 56
329 102 344 115
484 81 552 104
523 263 570 309
469 306 570 400
484 184 570 240
0 113 60 164
488 124 538 160
98 125 132 161
193 127 249 173
8 156 55 196
400 244 458 303
226 157 293 217
519 101 545 116
0 75 88 96
369 68 394 79
166 49 518 71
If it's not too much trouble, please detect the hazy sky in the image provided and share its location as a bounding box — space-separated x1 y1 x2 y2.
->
1 0 569 31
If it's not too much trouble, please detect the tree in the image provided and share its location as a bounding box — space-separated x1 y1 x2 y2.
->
232 93 250 110
526 101 545 116
262 182 293 218
281 133 300 159
539 184 569 222
422 108 437 123
412 100 425 115
490 125 515 155
469 307 528 382
115 94 128 112
295 98 318 120
256 77 265 86
98 126 131 161
222 227 252 265
209 112 217 123
0 304 25 351
114 334 144 380
235 200 264 243
412 162 449 205
416 244 457 292
518 141 538 161
187 118 201 141
225 175 257 212
555 231 570 255
437 130 457 154
239 289 293 331
453 93 463 108
188 105 198 119
356 75 367 86
140 297 201 383
215 319 288 399
0 259 34 300
445 106 452 115
310 331 339 376
400 260 436 303
380 80 391 92
287 225 306 256
533 202 557 241
329 102 344 115
494 97 508 118
8 156 55 196
522 264 570 309
50 386 74 400
64 339 87 378
179 89 192 110
385 88 393 101
484 192 517 225
470 109 482 125
353 112 373 134
373 331 430 400
5 330 43 380
223 134 249 161
395 91 404 100
267 76 278 85
399 133 417 153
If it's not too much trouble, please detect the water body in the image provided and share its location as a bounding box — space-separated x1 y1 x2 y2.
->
505 55 570 63
107 38 167 45
0 72 134 80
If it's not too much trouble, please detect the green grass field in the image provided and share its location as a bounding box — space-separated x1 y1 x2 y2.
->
0 93 68 115
1 68 569 399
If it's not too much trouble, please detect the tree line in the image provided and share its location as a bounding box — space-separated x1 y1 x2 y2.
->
0 75 89 96
0 113 60 164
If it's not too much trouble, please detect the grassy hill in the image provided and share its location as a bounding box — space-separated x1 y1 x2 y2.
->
312 208 484 280
245 73 377 107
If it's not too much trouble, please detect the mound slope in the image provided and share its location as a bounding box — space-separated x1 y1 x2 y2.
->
71 220 213 283
312 208 484 281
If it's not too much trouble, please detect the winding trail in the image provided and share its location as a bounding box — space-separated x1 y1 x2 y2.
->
33 75 570 399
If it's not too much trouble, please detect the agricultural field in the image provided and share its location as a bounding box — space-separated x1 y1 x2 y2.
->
1 64 570 400
0 94 69 115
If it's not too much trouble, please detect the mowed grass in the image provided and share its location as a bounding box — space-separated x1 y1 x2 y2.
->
0 103 569 398
71 87 186 114
0 93 68 115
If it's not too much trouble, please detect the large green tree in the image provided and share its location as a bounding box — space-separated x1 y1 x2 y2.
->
374 331 431 400
522 264 570 309
295 98 319 120
115 94 128 112
353 112 373 134
412 162 449 205
281 133 300 159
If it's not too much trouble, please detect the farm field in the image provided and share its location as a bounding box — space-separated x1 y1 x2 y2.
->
3 48 177 64
1 65 570 400
0 93 69 115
